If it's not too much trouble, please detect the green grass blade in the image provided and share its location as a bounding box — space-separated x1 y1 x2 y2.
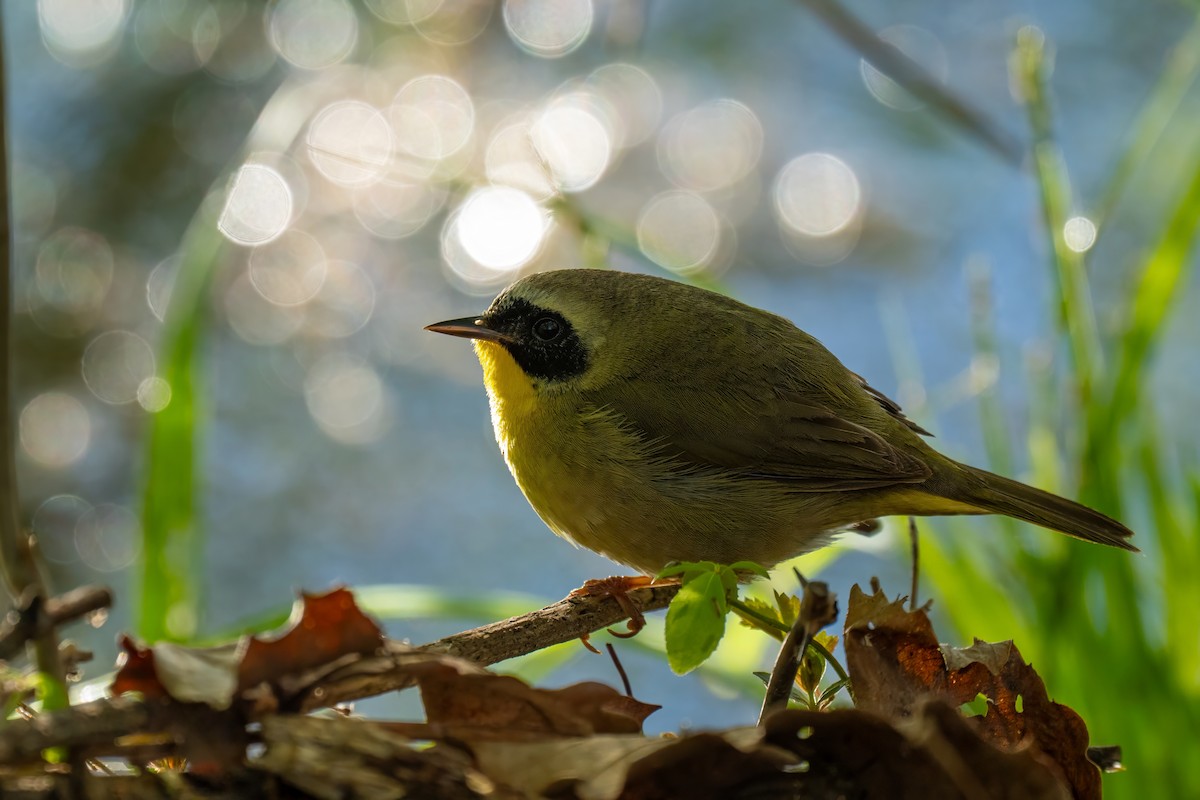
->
1091 149 1200 453
1012 27 1103 402
1092 15 1200 234
138 197 225 643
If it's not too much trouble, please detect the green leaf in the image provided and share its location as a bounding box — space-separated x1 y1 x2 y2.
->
736 596 786 641
774 591 801 627
818 676 852 710
664 571 729 674
728 560 770 579
797 634 831 693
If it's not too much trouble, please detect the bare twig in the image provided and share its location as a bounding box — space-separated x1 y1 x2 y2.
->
758 581 838 725
908 518 920 612
0 697 154 763
792 0 1022 164
0 8 69 718
606 643 633 697
0 584 113 660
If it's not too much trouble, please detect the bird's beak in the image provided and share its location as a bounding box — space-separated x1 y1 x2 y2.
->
424 316 513 344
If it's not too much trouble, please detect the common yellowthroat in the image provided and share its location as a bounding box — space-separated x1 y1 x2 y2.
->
427 269 1135 575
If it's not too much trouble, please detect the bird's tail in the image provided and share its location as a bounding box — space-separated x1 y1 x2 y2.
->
947 465 1138 552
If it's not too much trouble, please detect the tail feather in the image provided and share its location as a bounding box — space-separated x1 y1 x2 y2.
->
951 466 1139 552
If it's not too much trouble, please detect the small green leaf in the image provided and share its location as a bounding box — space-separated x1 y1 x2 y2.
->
736 597 786 640
729 561 770 579
797 642 826 693
657 560 719 583
665 571 728 674
774 591 801 627
818 676 852 709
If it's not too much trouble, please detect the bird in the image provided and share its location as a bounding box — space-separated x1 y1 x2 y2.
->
426 268 1136 581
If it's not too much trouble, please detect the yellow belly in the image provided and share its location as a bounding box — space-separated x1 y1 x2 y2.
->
474 341 839 573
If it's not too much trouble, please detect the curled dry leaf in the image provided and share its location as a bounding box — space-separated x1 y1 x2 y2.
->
844 583 1102 800
111 587 384 709
404 656 660 739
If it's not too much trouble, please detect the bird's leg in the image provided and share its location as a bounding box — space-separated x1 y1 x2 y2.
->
570 576 664 651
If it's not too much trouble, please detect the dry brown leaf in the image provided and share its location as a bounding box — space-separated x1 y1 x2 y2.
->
111 587 383 709
844 583 1102 800
406 657 659 738
238 587 384 690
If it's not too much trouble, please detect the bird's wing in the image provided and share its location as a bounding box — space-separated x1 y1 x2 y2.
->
598 382 932 492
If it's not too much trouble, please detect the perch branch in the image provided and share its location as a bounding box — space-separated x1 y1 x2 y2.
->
296 582 680 712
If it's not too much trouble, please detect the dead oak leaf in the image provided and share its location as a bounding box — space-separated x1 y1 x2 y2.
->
111 587 383 709
844 582 1102 800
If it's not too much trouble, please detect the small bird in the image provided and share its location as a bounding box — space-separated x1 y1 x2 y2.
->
427 269 1136 578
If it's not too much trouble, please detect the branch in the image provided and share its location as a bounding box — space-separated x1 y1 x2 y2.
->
295 583 680 712
0 584 113 660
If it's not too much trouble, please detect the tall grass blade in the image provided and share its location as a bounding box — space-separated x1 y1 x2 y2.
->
138 198 224 643
1092 16 1200 235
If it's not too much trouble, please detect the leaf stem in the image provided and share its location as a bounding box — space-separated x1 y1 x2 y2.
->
729 597 849 684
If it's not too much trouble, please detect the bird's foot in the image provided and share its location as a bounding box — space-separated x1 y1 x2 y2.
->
571 575 661 653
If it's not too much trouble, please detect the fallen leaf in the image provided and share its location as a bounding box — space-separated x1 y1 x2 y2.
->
239 587 384 691
844 583 1102 799
408 657 658 738
111 587 383 709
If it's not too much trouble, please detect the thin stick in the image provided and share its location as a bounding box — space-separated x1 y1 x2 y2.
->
0 584 113 659
908 517 920 612
605 643 633 697
757 581 837 725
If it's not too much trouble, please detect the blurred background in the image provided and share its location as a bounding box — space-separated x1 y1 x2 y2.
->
6 0 1200 795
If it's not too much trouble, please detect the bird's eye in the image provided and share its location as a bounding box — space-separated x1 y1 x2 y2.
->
532 316 562 341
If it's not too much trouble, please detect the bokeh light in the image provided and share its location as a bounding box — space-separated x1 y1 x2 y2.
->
267 0 358 70
450 186 548 280
1064 215 1098 253
132 0 207 74
304 353 392 445
860 25 949 111
30 226 114 337
307 101 393 187
486 120 557 200
302 260 377 339
503 0 594 58
773 153 862 237
218 163 294 245
32 494 92 565
410 0 492 46
248 229 328 306
659 99 763 192
390 75 476 166
586 63 662 149
75 503 141 572
81 330 157 405
636 190 722 276
225 272 304 345
20 392 91 469
353 177 448 239
531 93 614 192
37 0 128 66
146 255 179 322
137 377 173 413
